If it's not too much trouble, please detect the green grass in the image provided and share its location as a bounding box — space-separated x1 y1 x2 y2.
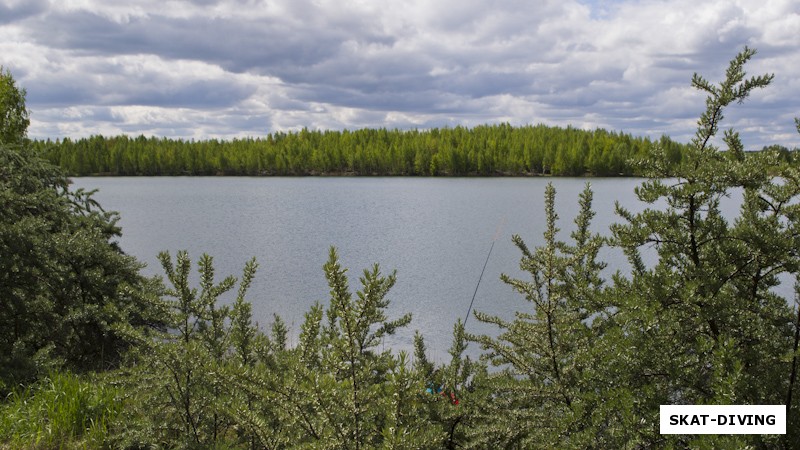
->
0 371 121 449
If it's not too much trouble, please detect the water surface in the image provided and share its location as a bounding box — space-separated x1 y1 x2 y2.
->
71 177 671 360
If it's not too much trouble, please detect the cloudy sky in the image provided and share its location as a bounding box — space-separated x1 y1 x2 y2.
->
1 0 798 148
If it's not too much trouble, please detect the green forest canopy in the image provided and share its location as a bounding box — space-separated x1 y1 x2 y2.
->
35 124 689 176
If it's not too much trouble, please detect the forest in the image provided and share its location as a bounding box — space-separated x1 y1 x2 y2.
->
3 49 800 449
34 124 688 177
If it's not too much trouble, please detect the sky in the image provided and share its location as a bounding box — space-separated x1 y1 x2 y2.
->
1 0 798 149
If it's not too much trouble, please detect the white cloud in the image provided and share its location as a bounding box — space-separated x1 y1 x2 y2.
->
0 0 797 148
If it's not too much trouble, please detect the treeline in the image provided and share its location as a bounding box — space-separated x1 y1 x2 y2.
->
34 124 687 176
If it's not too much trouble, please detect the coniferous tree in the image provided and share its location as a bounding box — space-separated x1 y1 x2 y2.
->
0 66 29 145
36 125 681 177
115 251 259 449
414 320 484 450
227 248 435 449
469 182 605 447
607 47 799 448
1 69 167 391
301 247 418 448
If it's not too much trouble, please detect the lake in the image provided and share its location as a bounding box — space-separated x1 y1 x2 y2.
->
69 176 743 362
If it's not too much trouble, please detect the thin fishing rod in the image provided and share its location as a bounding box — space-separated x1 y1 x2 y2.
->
464 218 506 326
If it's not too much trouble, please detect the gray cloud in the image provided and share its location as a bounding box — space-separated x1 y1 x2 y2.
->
23 57 256 109
0 0 47 24
1 0 797 148
23 6 393 76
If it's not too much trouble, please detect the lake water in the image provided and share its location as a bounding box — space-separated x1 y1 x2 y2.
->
70 176 746 361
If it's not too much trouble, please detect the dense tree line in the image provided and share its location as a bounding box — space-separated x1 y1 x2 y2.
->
34 124 687 177
4 50 800 448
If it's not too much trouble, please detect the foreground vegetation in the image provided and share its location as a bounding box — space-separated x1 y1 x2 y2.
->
3 49 800 448
35 124 687 177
